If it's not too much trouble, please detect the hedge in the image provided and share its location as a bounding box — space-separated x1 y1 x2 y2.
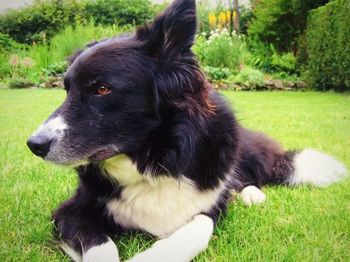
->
85 0 153 26
305 0 350 91
0 0 153 44
0 0 83 44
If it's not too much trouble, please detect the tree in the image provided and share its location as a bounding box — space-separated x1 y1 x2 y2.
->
233 0 240 34
248 0 330 53
227 0 240 35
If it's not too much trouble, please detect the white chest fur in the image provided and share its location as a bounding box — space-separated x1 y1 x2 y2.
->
103 155 224 238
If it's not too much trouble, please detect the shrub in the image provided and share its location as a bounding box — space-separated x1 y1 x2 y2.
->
305 0 350 91
249 39 297 74
193 29 245 71
8 78 35 89
231 67 264 89
84 0 153 26
202 66 231 81
0 33 23 51
271 51 296 73
0 0 84 44
41 61 68 76
0 0 151 44
0 33 25 79
248 39 274 71
0 52 12 79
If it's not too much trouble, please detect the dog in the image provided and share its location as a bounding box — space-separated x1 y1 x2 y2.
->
27 0 348 261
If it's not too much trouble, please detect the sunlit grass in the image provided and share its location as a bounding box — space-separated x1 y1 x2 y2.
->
0 89 349 261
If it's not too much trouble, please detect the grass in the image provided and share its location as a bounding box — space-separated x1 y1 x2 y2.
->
0 89 349 261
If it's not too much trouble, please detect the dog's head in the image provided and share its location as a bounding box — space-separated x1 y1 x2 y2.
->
27 0 210 166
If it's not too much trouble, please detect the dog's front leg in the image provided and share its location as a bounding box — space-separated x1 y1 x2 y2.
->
60 236 119 262
128 215 214 262
53 196 119 262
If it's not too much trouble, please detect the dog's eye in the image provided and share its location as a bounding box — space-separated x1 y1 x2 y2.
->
96 85 111 96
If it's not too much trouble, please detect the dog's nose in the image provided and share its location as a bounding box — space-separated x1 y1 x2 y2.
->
27 135 52 158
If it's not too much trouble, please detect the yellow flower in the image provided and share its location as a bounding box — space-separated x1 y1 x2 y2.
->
226 10 231 24
208 13 217 30
218 11 227 30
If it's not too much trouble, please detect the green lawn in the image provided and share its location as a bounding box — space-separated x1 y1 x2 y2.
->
0 89 349 261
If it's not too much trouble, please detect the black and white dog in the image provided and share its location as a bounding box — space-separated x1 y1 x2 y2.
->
27 0 348 261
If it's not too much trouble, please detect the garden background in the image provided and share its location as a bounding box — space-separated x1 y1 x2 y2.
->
0 0 349 261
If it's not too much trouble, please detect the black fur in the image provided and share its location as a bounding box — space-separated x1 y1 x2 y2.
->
27 0 300 258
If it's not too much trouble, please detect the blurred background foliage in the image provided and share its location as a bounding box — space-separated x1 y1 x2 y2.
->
0 0 348 92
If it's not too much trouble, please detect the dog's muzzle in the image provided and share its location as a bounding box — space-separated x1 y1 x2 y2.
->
27 116 68 159
27 135 53 158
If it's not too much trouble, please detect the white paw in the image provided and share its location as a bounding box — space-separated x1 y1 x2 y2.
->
240 186 266 206
83 238 119 262
127 215 213 262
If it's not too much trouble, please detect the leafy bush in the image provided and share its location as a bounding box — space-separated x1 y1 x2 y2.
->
249 39 297 74
249 39 274 71
193 29 245 70
202 66 231 81
230 67 264 88
0 53 12 78
305 0 350 91
0 33 25 79
8 78 35 89
41 61 68 76
271 51 296 73
0 0 151 44
0 33 23 51
0 0 84 44
85 0 153 26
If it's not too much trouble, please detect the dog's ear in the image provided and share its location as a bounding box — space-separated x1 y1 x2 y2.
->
136 0 197 64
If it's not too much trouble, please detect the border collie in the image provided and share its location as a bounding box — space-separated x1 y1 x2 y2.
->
27 0 348 261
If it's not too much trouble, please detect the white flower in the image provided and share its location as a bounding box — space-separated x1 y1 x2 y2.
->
221 28 229 36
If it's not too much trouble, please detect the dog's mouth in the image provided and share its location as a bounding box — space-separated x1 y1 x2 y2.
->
88 147 119 162
43 142 120 166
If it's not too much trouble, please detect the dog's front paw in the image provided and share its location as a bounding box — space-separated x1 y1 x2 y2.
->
240 186 266 206
83 238 120 262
